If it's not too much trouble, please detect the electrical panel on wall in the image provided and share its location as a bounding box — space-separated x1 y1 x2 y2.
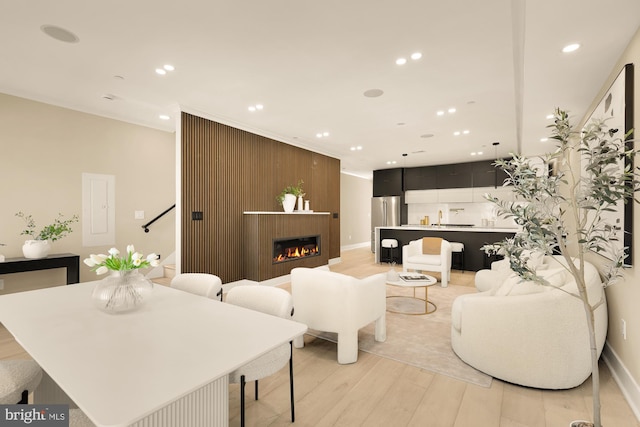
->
82 173 116 247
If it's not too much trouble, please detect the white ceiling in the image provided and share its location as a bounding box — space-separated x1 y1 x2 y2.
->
1 0 639 178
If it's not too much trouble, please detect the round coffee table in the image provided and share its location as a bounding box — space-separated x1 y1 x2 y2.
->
386 273 437 315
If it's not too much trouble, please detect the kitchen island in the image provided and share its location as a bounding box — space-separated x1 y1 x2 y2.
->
375 225 519 271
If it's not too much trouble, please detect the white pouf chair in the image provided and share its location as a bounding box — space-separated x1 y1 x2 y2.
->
290 267 386 364
402 237 452 287
0 360 42 404
452 256 607 389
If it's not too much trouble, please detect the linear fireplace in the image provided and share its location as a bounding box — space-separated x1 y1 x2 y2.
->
273 235 320 264
243 212 330 281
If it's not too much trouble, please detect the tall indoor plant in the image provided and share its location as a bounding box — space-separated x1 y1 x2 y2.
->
486 109 639 427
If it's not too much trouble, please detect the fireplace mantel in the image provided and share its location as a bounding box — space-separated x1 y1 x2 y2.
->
243 211 330 215
243 213 330 281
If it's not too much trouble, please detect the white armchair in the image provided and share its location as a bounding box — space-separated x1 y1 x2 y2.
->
402 238 452 287
290 267 386 364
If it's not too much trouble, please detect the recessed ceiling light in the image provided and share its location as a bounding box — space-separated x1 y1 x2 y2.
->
470 152 477 156
40 25 79 43
155 68 167 75
411 52 422 60
248 104 263 112
356 146 363 150
163 64 175 71
350 147 356 151
478 151 483 155
364 89 384 98
255 104 264 110
448 107 456 113
323 132 329 137
540 137 549 142
562 43 580 53
386 160 397 165
463 130 470 135
159 114 170 120
546 114 555 119
396 58 407 65
454 131 461 136
248 106 256 112
420 134 434 139
436 111 445 116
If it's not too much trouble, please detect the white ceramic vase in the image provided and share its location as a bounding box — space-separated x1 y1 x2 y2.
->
282 194 296 213
22 239 51 259
297 195 304 211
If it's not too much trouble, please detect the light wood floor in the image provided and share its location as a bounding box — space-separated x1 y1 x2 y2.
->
2 247 638 426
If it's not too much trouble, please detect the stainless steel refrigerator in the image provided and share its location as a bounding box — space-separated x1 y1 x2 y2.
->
371 196 401 251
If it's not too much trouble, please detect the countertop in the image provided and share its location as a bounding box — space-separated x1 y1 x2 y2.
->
377 225 520 233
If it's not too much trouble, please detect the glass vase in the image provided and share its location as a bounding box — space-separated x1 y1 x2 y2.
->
92 270 153 314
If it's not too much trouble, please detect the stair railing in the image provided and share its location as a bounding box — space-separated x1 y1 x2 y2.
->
142 204 176 233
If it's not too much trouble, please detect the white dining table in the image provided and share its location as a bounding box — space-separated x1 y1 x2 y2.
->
0 281 307 427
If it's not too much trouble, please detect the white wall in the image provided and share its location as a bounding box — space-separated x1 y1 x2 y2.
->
581 26 640 413
0 93 176 292
340 173 372 250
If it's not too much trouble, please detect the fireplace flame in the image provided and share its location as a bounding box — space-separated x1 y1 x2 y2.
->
273 244 319 263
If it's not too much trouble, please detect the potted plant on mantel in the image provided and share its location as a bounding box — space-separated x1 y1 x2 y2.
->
16 211 79 259
485 109 639 427
276 180 305 213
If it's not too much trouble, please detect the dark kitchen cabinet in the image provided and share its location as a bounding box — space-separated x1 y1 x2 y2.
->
403 166 437 190
471 160 498 187
435 164 472 188
470 159 510 188
373 168 403 196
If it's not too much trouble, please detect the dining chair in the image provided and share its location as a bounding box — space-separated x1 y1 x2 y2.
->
226 286 295 427
170 273 223 301
0 360 42 404
70 409 95 426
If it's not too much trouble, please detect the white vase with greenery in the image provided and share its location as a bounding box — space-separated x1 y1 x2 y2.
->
16 212 79 259
486 109 639 427
276 180 305 213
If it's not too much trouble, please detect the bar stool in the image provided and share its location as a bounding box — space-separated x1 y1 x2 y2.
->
380 239 399 264
450 242 465 272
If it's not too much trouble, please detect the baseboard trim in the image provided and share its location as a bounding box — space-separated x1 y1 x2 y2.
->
602 341 640 422
340 241 370 252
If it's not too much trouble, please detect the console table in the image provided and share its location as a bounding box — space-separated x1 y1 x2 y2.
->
0 253 80 284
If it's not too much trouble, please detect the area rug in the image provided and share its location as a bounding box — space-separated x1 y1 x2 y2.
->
307 283 493 388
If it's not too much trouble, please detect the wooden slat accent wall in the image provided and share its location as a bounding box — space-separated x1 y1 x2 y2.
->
181 112 341 282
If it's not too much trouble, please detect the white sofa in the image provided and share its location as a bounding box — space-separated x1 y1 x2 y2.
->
451 256 608 389
290 267 387 364
402 238 452 287
474 252 552 292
